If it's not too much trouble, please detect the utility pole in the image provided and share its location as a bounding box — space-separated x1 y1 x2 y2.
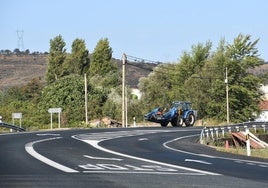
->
225 67 230 124
122 53 126 128
84 73 88 125
16 29 24 51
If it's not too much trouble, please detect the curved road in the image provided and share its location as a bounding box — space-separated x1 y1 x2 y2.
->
0 127 267 187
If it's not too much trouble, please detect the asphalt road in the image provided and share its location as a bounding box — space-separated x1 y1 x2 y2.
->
0 127 267 188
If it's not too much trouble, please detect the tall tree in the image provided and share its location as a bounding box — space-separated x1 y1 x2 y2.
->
46 35 67 84
89 38 115 76
88 38 120 88
63 39 90 76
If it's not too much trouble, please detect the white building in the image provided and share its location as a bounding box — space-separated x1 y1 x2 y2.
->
131 88 142 100
256 85 268 122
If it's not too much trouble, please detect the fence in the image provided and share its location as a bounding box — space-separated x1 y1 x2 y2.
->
199 121 268 144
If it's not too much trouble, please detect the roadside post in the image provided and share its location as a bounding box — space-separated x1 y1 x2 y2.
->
245 128 251 156
48 108 62 129
133 117 136 127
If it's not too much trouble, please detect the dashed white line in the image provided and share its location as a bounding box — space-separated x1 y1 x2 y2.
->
163 135 268 167
138 138 149 141
185 159 212 165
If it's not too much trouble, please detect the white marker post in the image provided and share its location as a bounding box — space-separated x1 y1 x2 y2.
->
245 128 251 156
48 108 62 129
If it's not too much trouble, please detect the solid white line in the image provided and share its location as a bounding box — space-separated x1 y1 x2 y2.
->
84 155 123 161
82 171 206 175
25 137 78 173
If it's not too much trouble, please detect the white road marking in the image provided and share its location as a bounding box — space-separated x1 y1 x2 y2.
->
235 160 268 168
185 159 212 165
82 171 205 175
73 134 220 176
258 164 267 167
163 135 268 167
138 138 148 141
36 133 61 136
25 137 78 173
84 155 123 161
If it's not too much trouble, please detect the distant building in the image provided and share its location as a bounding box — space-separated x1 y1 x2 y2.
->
131 88 142 100
255 85 268 121
260 84 268 99
256 100 268 122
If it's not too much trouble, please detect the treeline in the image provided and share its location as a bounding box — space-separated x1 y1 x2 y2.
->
0 35 130 130
0 33 266 130
139 34 266 123
0 49 48 56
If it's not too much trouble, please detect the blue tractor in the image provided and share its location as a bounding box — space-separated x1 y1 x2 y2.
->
144 101 196 127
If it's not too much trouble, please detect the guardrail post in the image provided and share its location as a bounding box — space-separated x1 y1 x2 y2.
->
214 128 219 138
205 129 209 143
221 127 225 138
200 128 204 144
235 126 240 132
210 128 214 140
261 125 266 133
252 125 256 133
227 126 231 133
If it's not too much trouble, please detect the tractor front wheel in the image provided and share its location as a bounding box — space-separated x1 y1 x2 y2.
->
160 122 168 127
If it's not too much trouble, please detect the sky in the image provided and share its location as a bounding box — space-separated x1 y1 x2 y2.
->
1 0 268 62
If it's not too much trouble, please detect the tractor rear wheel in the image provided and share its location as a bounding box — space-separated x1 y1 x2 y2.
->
171 116 183 127
185 112 195 126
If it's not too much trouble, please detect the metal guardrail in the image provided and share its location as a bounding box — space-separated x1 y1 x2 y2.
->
199 121 268 144
0 122 26 132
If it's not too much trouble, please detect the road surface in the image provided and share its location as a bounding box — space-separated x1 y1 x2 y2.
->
0 127 267 187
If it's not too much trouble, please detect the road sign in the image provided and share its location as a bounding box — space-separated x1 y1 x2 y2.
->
12 113 22 119
48 108 62 113
12 113 22 128
48 108 62 129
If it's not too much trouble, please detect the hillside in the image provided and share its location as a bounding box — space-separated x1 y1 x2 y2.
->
0 55 156 90
1 55 267 90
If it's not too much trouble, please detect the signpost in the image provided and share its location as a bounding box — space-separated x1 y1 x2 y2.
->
48 108 62 129
12 113 22 128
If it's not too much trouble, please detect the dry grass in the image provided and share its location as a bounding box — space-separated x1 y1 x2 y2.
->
216 146 268 159
0 55 47 89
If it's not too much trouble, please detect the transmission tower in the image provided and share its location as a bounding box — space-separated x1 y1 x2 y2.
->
16 30 24 51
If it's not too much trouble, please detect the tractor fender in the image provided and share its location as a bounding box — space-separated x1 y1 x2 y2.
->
183 110 195 120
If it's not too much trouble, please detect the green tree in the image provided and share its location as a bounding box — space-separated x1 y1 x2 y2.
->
39 75 109 126
207 34 263 122
63 38 90 76
89 38 116 76
139 64 174 110
46 35 67 84
39 75 86 126
88 38 121 90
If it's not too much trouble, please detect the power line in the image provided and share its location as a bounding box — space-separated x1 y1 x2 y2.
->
125 54 223 81
126 54 162 64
